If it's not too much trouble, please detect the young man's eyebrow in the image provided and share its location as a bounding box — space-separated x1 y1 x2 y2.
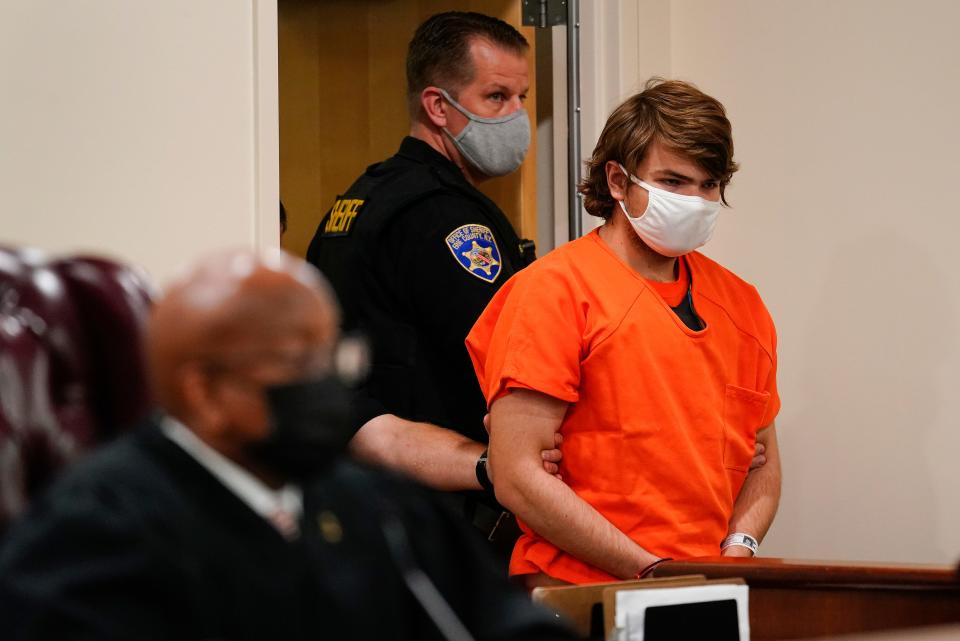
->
651 169 694 181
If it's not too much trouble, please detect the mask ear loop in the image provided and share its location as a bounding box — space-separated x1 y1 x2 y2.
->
615 162 648 218
616 163 645 187
436 88 470 120
615 163 630 215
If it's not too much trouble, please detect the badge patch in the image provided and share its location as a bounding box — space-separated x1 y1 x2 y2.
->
445 224 502 283
320 195 365 237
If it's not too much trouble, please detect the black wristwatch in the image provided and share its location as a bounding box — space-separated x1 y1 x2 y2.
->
475 449 495 494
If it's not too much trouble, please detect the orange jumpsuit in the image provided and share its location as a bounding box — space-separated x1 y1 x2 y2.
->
466 230 779 584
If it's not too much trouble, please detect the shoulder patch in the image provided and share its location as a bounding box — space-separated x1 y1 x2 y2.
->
321 195 366 237
445 224 502 283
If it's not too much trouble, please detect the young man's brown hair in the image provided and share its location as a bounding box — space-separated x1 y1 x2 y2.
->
405 11 528 117
579 78 739 220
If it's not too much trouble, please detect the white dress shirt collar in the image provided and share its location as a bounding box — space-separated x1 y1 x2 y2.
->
160 416 303 531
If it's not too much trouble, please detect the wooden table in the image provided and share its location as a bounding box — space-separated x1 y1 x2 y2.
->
650 557 960 640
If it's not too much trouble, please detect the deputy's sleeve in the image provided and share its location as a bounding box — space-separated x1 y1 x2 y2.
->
388 195 519 360
466 261 585 407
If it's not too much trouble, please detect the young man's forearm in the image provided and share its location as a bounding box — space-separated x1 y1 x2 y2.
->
724 422 782 556
495 460 659 579
490 390 659 579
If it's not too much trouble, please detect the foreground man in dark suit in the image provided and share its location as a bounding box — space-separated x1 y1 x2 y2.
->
0 250 575 641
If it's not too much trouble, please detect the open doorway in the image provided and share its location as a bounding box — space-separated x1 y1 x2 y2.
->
277 0 540 258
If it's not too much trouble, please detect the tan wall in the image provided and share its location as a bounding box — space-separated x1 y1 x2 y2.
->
582 0 960 563
672 0 960 565
0 0 279 287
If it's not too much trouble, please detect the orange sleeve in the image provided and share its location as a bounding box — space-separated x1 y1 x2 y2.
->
466 265 585 408
758 298 780 427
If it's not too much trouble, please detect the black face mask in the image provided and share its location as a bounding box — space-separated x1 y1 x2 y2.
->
248 376 355 481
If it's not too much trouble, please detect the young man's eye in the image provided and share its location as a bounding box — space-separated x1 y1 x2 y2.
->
662 178 681 186
704 181 719 189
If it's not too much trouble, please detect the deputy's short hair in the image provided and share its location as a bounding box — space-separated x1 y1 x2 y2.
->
406 11 528 117
579 78 739 220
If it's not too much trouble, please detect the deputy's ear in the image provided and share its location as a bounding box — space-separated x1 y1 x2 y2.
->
605 161 629 201
420 87 448 128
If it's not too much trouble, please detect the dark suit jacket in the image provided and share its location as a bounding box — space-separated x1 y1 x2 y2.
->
0 416 574 641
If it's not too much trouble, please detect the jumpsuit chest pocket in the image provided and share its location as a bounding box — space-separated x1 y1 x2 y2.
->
722 384 770 473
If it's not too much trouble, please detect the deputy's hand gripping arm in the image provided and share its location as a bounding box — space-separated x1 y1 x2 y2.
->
350 414 562 491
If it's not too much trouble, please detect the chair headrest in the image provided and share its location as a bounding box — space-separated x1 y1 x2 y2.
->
0 247 155 533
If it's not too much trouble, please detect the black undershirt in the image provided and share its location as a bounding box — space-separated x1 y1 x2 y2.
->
672 288 705 331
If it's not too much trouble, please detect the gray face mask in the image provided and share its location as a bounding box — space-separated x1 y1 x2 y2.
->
438 88 530 177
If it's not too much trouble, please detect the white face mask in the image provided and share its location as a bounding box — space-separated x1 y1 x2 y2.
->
617 163 722 257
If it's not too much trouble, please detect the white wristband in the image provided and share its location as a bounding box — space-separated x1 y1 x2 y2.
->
721 532 758 555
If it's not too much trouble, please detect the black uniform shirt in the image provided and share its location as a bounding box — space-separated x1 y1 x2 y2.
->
307 137 533 444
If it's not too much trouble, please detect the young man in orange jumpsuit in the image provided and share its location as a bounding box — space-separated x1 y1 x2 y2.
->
467 79 781 586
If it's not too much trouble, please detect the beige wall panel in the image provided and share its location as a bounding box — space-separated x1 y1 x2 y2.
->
666 0 960 564
2 0 277 286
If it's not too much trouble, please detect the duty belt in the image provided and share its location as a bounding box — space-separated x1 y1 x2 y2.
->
460 493 521 549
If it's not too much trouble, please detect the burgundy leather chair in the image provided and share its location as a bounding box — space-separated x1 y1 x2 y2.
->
0 248 154 534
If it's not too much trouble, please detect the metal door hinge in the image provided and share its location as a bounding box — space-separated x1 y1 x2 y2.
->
521 0 567 27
